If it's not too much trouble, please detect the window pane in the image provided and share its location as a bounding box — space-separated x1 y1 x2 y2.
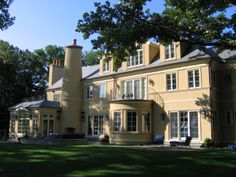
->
188 71 194 88
172 73 176 89
127 49 143 67
99 83 106 98
126 81 133 98
134 80 140 99
139 50 143 64
43 119 48 136
190 112 198 138
127 112 136 132
114 112 121 132
87 116 92 135
127 57 130 67
98 115 104 135
103 61 109 71
87 85 93 98
93 116 98 135
170 112 178 138
49 120 54 133
170 43 175 58
165 45 170 59
143 112 150 132
195 70 199 87
166 74 171 90
180 112 188 138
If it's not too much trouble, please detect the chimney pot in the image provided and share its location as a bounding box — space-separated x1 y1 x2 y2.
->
73 39 77 46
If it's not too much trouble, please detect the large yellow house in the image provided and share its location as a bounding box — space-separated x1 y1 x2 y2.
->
9 40 236 146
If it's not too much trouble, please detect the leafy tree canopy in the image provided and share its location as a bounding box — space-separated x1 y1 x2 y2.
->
0 40 47 116
0 0 15 30
77 0 236 70
84 50 100 65
0 40 65 130
34 45 65 66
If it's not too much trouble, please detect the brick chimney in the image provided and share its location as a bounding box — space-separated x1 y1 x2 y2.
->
48 59 63 87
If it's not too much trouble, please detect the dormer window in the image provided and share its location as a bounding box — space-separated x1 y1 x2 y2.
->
103 60 110 72
165 42 175 59
127 49 143 67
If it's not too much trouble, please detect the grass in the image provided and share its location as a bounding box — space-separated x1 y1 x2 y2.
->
0 144 236 177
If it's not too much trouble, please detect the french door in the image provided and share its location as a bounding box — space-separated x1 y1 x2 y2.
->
170 111 199 140
43 119 54 137
87 115 104 136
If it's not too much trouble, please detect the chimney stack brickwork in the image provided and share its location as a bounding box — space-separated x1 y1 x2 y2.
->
48 60 63 87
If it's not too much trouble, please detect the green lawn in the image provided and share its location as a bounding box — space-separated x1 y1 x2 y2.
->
0 144 236 177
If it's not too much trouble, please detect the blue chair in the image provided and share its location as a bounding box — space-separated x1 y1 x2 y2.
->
154 134 164 145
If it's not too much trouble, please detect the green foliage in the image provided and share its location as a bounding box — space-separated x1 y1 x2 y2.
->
77 0 236 70
34 45 65 65
195 94 211 119
84 50 100 65
0 40 47 121
0 0 15 30
201 138 215 148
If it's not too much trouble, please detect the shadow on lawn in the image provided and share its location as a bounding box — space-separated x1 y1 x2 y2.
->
0 144 236 177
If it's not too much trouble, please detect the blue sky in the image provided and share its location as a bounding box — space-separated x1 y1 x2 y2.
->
0 0 165 52
0 0 234 52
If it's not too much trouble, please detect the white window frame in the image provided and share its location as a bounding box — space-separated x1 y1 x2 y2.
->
53 94 60 102
127 49 143 67
18 118 29 134
165 42 175 60
10 120 16 133
166 73 177 91
103 60 110 72
169 110 199 140
114 111 122 132
188 69 200 88
87 85 93 99
99 83 106 98
32 118 38 135
122 78 147 99
43 114 54 137
127 111 137 132
87 114 104 136
142 112 151 132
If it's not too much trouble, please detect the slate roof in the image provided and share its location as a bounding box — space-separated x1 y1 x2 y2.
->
47 65 100 90
47 48 236 90
218 50 236 60
9 100 60 111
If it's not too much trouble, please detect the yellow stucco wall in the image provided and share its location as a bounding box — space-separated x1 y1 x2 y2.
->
41 41 236 145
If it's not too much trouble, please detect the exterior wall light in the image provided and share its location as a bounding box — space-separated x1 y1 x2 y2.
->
149 79 154 86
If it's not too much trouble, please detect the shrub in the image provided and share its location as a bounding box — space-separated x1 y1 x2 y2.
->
201 138 214 148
